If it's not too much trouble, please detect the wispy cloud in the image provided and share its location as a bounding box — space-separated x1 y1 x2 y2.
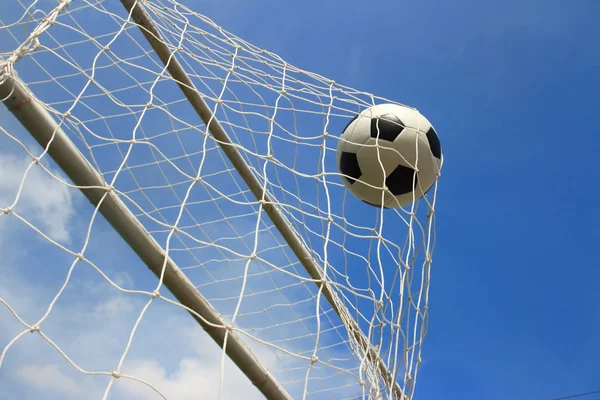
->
0 260 267 399
0 153 267 399
16 364 84 397
0 151 76 243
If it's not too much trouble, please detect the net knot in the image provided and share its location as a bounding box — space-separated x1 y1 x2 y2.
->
151 290 160 299
2 207 11 215
42 16 55 27
29 324 40 333
111 371 121 379
310 355 319 364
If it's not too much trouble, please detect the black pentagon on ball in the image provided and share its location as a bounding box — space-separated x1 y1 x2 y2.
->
425 126 442 159
339 151 362 185
385 164 418 196
370 113 405 142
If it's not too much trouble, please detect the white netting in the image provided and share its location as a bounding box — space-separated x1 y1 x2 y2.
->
0 1 440 399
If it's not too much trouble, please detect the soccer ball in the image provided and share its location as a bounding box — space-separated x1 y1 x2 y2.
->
336 103 442 208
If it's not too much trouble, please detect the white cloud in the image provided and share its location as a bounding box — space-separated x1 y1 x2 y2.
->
93 296 135 319
16 364 83 397
115 356 265 400
0 151 76 243
0 252 269 400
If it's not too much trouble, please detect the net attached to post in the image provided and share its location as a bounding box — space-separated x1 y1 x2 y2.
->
0 1 440 399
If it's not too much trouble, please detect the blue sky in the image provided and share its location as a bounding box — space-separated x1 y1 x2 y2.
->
1 0 599 400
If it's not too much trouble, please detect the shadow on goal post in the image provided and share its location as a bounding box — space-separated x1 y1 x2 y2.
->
0 1 441 399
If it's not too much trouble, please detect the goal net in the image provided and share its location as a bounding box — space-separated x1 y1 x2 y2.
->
0 1 441 399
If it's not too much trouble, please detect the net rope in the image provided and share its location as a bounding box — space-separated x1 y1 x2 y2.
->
0 1 440 399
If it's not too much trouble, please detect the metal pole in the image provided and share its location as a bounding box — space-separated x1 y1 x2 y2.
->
0 72 291 400
118 1 407 399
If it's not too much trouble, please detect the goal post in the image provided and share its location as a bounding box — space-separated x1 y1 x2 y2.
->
0 1 439 399
0 69 291 400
